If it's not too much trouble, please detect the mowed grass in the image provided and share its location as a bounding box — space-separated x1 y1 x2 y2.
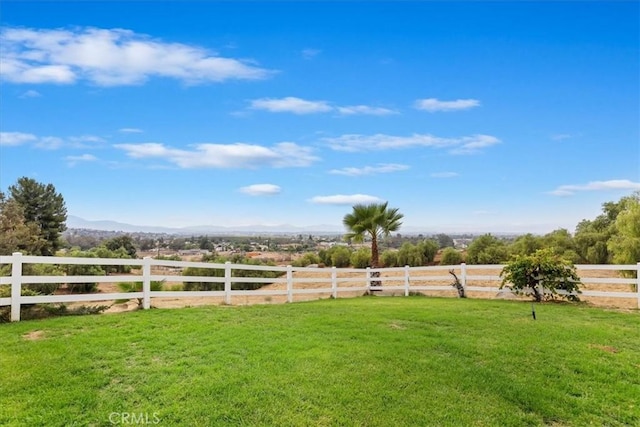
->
0 298 639 426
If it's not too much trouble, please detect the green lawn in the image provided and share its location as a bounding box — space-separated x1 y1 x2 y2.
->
0 297 638 426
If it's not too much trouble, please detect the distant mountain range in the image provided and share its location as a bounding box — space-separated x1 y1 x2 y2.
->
66 215 346 235
67 215 532 236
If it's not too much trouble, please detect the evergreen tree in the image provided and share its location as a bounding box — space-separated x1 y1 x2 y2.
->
7 178 67 256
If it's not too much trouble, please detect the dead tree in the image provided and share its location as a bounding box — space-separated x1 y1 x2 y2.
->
449 270 466 298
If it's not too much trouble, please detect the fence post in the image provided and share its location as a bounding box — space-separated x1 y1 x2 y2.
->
287 265 293 303
404 265 410 296
142 257 151 310
331 267 337 299
366 267 371 294
461 263 467 294
224 262 232 305
636 262 640 310
10 252 22 322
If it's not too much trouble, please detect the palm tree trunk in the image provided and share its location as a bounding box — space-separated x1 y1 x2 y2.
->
370 235 381 291
371 235 379 268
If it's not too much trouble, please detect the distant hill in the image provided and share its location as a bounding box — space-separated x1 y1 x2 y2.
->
67 215 531 236
66 215 346 235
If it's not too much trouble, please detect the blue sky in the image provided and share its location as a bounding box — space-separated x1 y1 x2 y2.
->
1 1 638 233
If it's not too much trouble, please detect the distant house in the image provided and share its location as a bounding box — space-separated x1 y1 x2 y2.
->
453 239 472 249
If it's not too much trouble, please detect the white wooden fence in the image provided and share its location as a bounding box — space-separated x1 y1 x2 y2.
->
1 252 638 322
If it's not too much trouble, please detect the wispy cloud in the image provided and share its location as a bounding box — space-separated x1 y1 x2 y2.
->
0 26 274 86
0 131 37 146
448 136 500 155
249 97 398 116
239 184 281 196
336 105 399 116
35 136 65 150
115 141 319 169
1 131 105 149
548 179 640 196
69 135 106 145
322 133 500 154
309 194 384 205
329 163 409 177
19 89 42 98
66 153 97 166
249 97 332 114
119 128 143 134
430 172 459 178
302 48 321 59
414 98 480 112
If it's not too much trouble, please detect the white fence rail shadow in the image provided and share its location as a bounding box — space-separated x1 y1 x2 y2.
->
1 253 638 321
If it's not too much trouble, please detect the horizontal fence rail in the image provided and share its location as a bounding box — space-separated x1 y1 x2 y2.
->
1 253 638 321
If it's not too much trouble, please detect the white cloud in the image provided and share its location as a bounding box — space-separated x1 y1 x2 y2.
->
239 184 281 196
69 135 106 145
0 131 37 146
414 98 480 112
430 172 459 178
249 97 399 116
548 179 640 196
115 141 319 169
66 153 97 166
0 26 274 86
35 136 64 150
336 105 399 116
449 135 501 155
329 163 410 176
302 48 321 59
119 128 143 133
249 97 332 114
322 133 500 154
19 89 42 98
309 194 384 205
1 131 105 149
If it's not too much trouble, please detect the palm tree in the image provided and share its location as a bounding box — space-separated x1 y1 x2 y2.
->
343 202 404 269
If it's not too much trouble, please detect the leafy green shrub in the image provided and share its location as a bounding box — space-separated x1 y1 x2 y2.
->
230 258 283 290
330 246 352 268
1 288 35 322
66 264 105 293
440 247 463 265
22 263 63 295
41 304 110 317
542 229 580 263
318 249 331 266
62 251 105 293
182 264 224 291
292 252 321 267
1 286 108 322
508 233 544 258
183 257 284 291
466 234 509 264
500 249 582 302
87 246 133 273
319 246 353 267
381 250 399 267
118 280 164 307
397 243 423 267
417 239 439 264
350 248 371 268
